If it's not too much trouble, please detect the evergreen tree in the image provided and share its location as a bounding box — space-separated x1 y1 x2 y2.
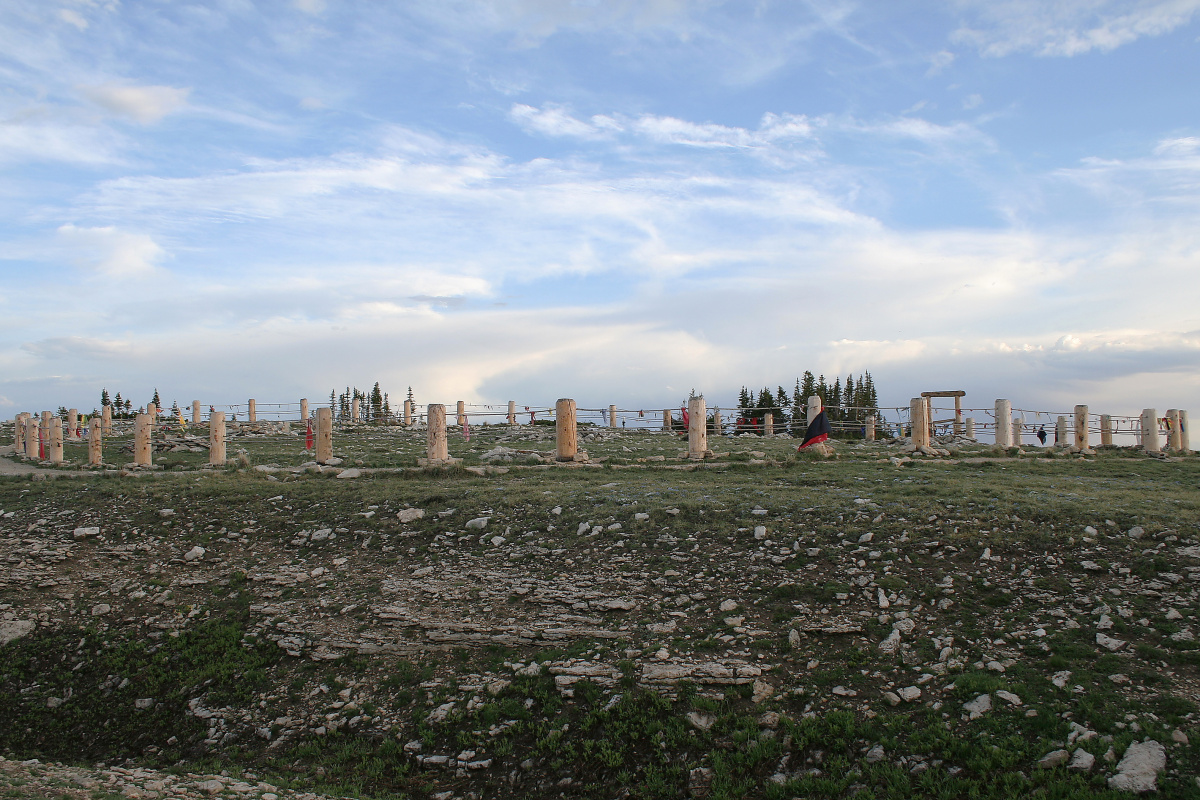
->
790 379 804 436
113 391 122 411
101 389 111 407
370 382 384 422
151 388 161 411
829 378 841 422
775 386 789 424
800 371 816 402
737 386 751 412
816 375 827 405
844 375 855 412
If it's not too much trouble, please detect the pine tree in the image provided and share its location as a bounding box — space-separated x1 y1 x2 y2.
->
790 379 804 435
817 375 827 405
151 388 161 410
800 371 816 402
101 389 111 407
370 382 384 423
382 392 391 420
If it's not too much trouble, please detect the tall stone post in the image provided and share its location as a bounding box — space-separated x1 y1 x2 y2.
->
1167 409 1183 452
102 404 112 435
456 401 466 427
147 404 156 426
13 413 24 452
246 399 256 423
911 398 930 449
48 418 63 464
25 417 39 459
507 401 516 425
403 399 413 426
1074 405 1089 450
688 396 707 457
763 412 773 436
1179 410 1190 453
713 407 722 436
88 421 102 466
609 404 618 428
556 399 578 461
314 407 333 463
351 397 360 422
926 397 934 440
1141 409 1160 453
1055 416 1068 446
67 409 78 438
954 396 963 435
965 417 975 438
1100 415 1113 447
1012 417 1021 447
300 399 309 423
426 404 449 462
994 400 1012 448
663 409 672 431
866 415 875 442
39 412 49 459
134 414 152 466
807 396 822 425
209 412 226 465
192 401 201 425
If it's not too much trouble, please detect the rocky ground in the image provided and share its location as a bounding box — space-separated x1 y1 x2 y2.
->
1 423 1198 799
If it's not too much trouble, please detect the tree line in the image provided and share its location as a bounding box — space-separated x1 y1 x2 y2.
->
734 371 881 436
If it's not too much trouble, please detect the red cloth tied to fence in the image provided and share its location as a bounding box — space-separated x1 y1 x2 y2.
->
799 410 831 450
305 420 313 450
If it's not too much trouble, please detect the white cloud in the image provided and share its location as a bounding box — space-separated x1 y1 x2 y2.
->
78 84 191 124
57 9 88 30
293 0 326 14
299 96 325 110
56 224 165 277
951 0 1200 57
962 93 983 109
926 49 956 75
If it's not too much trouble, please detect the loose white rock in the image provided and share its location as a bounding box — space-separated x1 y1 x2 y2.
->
1108 740 1166 793
183 546 206 562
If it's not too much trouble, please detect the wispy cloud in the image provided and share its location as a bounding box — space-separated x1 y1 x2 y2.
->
56 224 165 277
78 84 191 124
952 0 1200 57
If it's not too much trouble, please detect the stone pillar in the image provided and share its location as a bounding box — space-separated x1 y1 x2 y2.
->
1167 409 1183 452
1013 417 1022 447
134 413 152 466
1100 415 1113 447
926 397 934 440
1055 416 1068 446
866 415 875 442
192 401 201 425
351 397 360 422
102 404 112 435
763 412 773 436
147 403 156 424
403 399 413 426
39 412 49 459
911 398 930 449
954 396 963 435
994 400 1012 448
965 417 975 438
1141 408 1160 453
713 407 722 436
48 418 63 464
807 396 822 426
67 409 78 438
456 401 466 427
300 398 309 423
1074 405 1089 450
556 399 578 461
25 417 39 459
244 399 254 423
426 404 448 461
688 396 707 457
13 413 24 452
507 401 516 425
1180 410 1190 453
314 407 333 463
609 404 617 429
663 409 672 431
209 412 226 465
88 421 102 466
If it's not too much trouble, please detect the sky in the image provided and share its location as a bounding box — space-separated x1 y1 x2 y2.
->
2 0 1199 421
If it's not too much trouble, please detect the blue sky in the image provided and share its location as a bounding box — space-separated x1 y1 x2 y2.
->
2 0 1199 419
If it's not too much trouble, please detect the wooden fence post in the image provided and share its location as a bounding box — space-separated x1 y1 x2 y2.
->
688 396 708 458
209 412 226 465
1074 405 1089 450
911 398 930 449
67 409 78 438
134 414 152 466
300 398 309 423
102 404 112 435
1140 408 1160 452
1167 409 1183 452
25 416 39 459
424 404 449 463
609 404 618 428
192 401 201 425
556 399 578 461
48 418 63 464
712 406 722 436
315 407 333 463
954 396 963 435
662 409 672 431
507 401 516 425
88 422 102 465
866 415 875 441
455 401 465 428
403 399 413 426
763 412 773 437
994 400 1012 448
965 417 975 438
1100 415 1113 447
13 413 24 452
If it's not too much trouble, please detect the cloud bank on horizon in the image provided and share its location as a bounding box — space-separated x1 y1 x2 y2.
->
1 0 1198 418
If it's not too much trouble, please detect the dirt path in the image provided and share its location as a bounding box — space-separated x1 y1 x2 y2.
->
0 446 55 476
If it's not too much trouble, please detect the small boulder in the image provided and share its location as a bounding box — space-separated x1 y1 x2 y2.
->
183 546 206 562
465 517 489 530
1038 750 1069 769
397 508 425 523
1108 740 1166 793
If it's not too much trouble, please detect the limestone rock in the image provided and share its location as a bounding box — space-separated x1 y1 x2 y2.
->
1038 750 1069 769
72 527 100 539
397 508 425 523
1108 740 1166 793
465 517 489 530
1096 632 1127 651
0 619 35 646
1068 749 1095 772
183 546 206 562
963 694 991 719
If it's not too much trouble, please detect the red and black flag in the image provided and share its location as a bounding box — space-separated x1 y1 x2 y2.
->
798 410 831 450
